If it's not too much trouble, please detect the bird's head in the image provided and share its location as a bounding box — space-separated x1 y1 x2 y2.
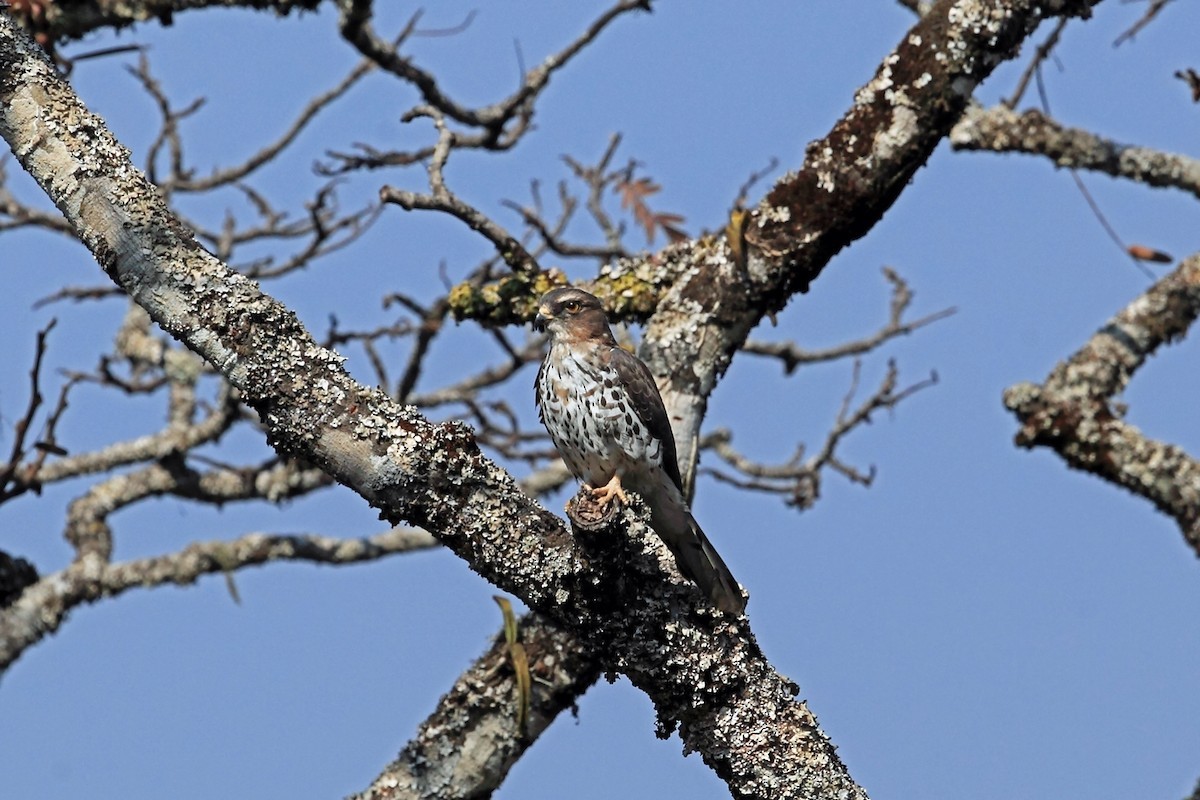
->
533 287 613 343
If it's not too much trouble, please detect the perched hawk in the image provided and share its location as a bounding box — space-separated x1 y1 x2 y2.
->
533 287 746 614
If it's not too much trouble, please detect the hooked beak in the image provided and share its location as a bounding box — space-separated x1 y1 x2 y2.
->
532 305 551 332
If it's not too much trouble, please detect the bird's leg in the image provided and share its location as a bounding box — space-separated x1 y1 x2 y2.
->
590 473 628 507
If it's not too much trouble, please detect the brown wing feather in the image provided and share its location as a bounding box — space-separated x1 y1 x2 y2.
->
608 346 683 491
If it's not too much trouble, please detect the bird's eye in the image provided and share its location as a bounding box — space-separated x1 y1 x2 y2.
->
563 300 580 313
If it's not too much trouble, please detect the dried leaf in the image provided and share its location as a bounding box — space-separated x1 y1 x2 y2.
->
493 595 530 734
726 206 749 270
614 175 688 244
1127 244 1173 264
1174 68 1200 103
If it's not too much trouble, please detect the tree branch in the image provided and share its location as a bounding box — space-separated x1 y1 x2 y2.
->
0 526 436 670
743 267 955 374
950 104 1200 200
0 15 866 798
744 0 1103 297
1004 254 1200 546
351 611 600 800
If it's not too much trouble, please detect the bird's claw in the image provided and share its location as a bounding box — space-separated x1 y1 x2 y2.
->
589 475 628 507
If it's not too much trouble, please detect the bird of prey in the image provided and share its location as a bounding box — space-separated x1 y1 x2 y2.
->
533 286 746 614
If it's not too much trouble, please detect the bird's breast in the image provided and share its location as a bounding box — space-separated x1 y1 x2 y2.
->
537 346 664 486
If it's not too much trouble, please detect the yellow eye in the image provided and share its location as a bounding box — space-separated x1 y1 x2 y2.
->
563 300 580 313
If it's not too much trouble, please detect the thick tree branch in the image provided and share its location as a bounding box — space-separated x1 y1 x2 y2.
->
1004 254 1200 546
744 0 1102 298
651 0 1100 485
17 0 324 45
351 611 600 800
0 15 864 799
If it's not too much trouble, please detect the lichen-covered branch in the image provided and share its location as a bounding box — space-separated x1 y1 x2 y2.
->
0 526 435 670
744 0 1102 298
0 15 866 798
351 611 600 800
1004 254 1200 547
10 0 324 47
950 104 1200 200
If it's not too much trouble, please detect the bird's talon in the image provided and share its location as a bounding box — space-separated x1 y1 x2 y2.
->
590 475 628 507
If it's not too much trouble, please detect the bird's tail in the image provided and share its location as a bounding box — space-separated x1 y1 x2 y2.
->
648 484 747 615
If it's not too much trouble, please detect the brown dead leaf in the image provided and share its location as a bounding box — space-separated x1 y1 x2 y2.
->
1127 244 1173 264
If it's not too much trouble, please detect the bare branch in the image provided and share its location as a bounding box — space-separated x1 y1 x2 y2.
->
743 267 954 374
243 189 383 280
1113 0 1175 47
32 284 124 307
406 335 544 408
1004 17 1068 109
0 319 57 502
563 133 627 251
501 196 625 261
335 0 649 132
1176 67 1200 102
732 156 781 211
126 53 202 188
379 108 539 275
703 360 937 509
173 52 380 193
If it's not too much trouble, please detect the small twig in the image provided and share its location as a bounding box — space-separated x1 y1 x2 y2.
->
1026 59 1156 279
502 198 626 260
702 361 938 510
1113 0 1174 47
1004 18 1067 109
32 285 123 308
379 108 540 275
562 133 628 251
732 156 780 209
0 319 56 502
744 268 954 374
173 53 380 192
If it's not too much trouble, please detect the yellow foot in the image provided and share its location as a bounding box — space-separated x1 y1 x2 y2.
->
589 474 628 507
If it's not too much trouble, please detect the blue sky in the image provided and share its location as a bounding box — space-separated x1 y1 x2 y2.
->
2 2 1199 798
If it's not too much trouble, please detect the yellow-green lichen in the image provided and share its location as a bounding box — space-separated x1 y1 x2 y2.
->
448 269 568 325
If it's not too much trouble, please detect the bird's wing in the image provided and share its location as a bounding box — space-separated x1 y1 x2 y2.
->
608 346 683 491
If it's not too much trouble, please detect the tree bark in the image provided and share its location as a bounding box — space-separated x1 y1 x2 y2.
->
0 13 861 799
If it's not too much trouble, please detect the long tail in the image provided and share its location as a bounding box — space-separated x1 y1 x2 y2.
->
674 514 747 615
647 484 747 614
